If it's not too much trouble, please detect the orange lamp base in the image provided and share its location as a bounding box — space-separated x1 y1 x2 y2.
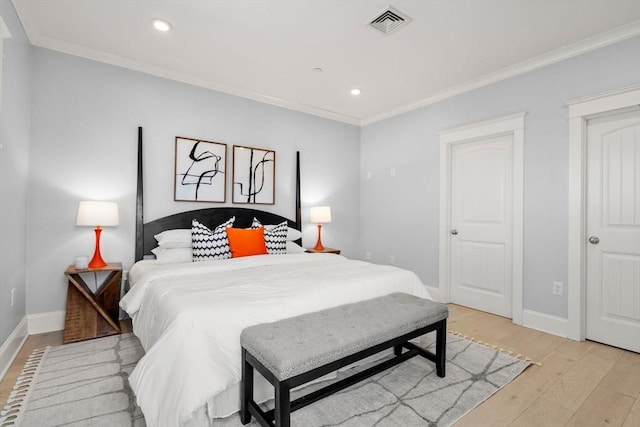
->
88 226 107 269
313 224 325 251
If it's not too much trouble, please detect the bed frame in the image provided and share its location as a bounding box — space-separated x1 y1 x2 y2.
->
134 127 302 262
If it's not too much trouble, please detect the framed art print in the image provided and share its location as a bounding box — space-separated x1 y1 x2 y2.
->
232 145 275 204
174 137 227 202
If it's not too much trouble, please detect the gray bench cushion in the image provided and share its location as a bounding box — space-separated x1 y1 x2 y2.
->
240 292 448 381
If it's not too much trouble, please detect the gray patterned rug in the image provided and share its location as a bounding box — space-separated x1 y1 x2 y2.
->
0 332 531 426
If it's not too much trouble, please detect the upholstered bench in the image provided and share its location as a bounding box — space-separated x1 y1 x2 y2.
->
240 292 449 427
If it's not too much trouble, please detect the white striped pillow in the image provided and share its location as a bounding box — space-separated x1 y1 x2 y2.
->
251 218 288 254
191 217 235 261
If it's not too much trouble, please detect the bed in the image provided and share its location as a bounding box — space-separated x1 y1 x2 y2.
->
121 128 432 427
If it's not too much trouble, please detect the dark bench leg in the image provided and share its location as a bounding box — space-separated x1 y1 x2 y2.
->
240 348 253 424
393 345 402 356
436 319 447 378
275 381 291 427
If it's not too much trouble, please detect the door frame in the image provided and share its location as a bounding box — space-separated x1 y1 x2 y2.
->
0 14 12 103
566 85 640 341
439 113 525 324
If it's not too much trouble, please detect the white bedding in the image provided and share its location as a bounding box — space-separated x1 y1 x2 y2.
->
120 254 431 427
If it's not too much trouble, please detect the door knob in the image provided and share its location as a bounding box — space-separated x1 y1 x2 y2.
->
451 229 458 235
588 236 599 244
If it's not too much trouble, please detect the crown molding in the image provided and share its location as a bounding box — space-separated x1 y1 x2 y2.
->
11 0 638 128
361 21 640 126
29 33 362 126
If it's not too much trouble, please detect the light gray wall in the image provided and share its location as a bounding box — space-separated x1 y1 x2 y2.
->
6 23 640 331
27 48 360 314
359 37 640 318
0 2 30 345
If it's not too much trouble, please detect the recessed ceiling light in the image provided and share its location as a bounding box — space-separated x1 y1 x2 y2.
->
350 88 362 96
152 18 172 32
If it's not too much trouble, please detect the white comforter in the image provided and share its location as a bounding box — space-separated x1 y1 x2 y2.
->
120 254 430 427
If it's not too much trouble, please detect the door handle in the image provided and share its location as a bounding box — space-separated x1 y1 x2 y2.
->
588 236 599 245
451 229 459 236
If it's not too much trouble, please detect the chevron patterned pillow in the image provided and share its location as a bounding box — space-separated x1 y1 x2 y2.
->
251 218 288 254
192 217 235 261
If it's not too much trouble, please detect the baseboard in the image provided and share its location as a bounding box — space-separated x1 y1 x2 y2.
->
0 317 28 382
522 309 568 338
27 310 65 335
0 311 66 381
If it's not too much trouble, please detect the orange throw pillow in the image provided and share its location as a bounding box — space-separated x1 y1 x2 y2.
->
226 226 268 258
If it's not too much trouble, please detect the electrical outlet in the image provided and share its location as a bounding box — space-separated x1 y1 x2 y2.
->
366 171 372 180
390 167 396 177
389 254 395 265
11 288 15 306
552 281 564 296
365 251 371 260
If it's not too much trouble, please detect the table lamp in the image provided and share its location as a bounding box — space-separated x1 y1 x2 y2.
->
76 201 119 268
310 206 331 251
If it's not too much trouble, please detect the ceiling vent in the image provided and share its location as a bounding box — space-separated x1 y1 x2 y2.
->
368 6 412 35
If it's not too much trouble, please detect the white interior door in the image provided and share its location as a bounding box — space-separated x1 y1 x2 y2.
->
586 108 640 353
449 134 513 318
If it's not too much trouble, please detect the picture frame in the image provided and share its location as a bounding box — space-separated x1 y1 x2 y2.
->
174 137 227 203
232 145 275 204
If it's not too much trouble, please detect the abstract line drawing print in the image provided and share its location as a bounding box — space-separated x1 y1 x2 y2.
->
174 137 227 202
232 145 275 204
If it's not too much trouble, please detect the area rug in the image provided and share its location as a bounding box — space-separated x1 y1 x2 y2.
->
0 332 531 427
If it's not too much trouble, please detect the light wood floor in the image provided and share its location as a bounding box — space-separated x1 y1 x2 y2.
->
1 306 638 426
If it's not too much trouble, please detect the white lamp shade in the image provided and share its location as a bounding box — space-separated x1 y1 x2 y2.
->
310 206 332 224
76 201 119 227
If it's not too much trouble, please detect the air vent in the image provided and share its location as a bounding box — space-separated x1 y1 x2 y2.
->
369 6 411 35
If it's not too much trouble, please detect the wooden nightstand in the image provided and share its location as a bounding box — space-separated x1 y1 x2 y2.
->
306 247 341 255
63 262 122 344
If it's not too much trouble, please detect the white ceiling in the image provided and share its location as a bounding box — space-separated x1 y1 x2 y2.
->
11 0 640 126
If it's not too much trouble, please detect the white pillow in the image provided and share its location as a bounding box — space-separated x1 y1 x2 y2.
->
151 246 193 263
286 241 305 254
286 227 303 241
263 224 303 241
154 229 191 248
